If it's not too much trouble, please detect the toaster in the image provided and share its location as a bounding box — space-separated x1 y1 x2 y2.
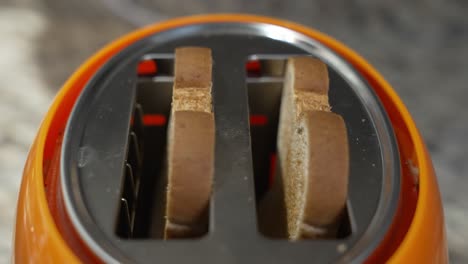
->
14 14 447 263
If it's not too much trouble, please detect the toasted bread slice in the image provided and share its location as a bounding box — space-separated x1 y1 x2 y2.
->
164 47 215 238
277 57 349 239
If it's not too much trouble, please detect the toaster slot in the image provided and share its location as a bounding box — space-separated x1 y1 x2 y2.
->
116 57 174 238
246 57 352 239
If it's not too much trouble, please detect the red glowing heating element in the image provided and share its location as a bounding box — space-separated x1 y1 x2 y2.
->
246 60 261 76
137 60 158 76
249 115 268 126
142 114 166 126
268 153 277 187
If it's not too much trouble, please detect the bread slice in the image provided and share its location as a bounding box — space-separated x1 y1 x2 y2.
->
164 47 214 238
277 57 349 239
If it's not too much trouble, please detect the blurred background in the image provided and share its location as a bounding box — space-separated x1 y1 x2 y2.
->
0 0 467 262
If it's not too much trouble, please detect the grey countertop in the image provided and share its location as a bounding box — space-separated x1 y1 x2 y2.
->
0 0 467 263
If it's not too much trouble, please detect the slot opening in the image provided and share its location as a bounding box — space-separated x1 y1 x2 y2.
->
117 56 209 239
116 74 173 238
246 57 352 240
